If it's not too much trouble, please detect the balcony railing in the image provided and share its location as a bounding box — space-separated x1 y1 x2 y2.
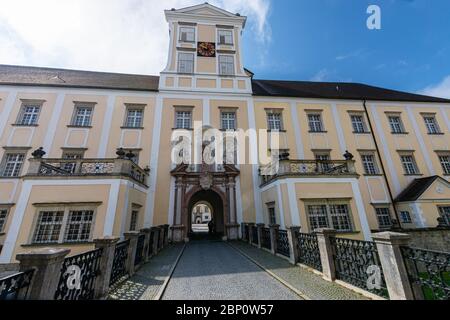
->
27 158 149 186
260 159 357 185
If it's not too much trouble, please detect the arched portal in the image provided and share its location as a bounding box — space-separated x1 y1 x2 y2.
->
188 190 224 238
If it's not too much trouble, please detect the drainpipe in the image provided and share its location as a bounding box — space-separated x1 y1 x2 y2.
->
362 100 402 230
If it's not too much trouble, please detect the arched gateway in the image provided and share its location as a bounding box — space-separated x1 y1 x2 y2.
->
170 163 240 242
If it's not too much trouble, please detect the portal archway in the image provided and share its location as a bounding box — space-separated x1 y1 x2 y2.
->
188 189 225 238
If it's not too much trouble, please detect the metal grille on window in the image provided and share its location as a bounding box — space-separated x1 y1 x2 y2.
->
1 153 24 177
176 111 192 129
219 55 234 75
329 204 352 232
376 208 392 229
439 155 450 175
389 116 404 133
33 211 64 244
0 209 8 232
401 155 418 175
178 53 194 74
424 117 440 134
351 115 366 133
361 154 378 175
221 112 236 130
308 114 323 132
267 113 282 131
19 105 40 125
64 210 94 243
307 205 329 230
73 107 92 127
126 109 143 128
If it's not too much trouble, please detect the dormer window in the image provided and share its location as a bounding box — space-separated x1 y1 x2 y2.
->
179 27 195 42
218 29 233 45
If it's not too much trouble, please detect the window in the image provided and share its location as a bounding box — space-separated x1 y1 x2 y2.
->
221 111 236 130
218 29 233 45
400 154 419 175
329 204 352 232
388 116 405 134
175 111 192 129
307 205 330 230
375 207 392 229
350 115 367 133
32 211 64 244
61 150 85 173
178 53 194 74
267 205 276 225
17 104 41 126
308 114 324 132
63 210 94 243
218 55 235 75
0 209 8 232
423 116 441 134
361 154 379 175
0 153 25 177
439 155 450 175
400 211 412 224
267 112 283 131
438 207 450 226
72 105 93 127
125 108 144 128
306 202 353 232
129 210 139 231
314 152 331 172
179 27 195 42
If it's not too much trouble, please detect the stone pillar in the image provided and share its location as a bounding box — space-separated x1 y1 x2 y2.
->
269 224 280 255
256 224 265 249
372 232 415 300
93 237 120 299
140 228 152 262
315 228 337 281
163 225 170 246
124 231 140 276
248 223 255 245
16 248 70 300
287 226 301 265
158 226 165 250
225 177 239 241
151 227 160 255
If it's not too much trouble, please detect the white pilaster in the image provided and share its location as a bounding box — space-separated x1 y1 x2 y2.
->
290 101 304 159
42 93 65 155
97 94 117 158
0 90 17 140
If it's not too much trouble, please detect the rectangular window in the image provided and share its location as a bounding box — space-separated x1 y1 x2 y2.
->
351 115 367 133
61 150 84 173
175 111 192 129
64 210 94 243
125 108 144 128
178 53 194 74
438 206 450 226
221 111 236 130
400 155 419 175
1 153 25 177
388 116 405 134
72 105 93 127
218 55 235 75
268 206 277 225
18 104 41 126
361 154 379 175
439 155 450 175
308 114 324 132
267 113 283 131
307 202 353 232
0 209 8 232
179 27 195 42
329 204 352 232
400 211 412 224
375 207 392 229
307 205 329 230
423 116 441 134
314 153 331 172
32 211 64 244
218 30 233 45
129 210 139 231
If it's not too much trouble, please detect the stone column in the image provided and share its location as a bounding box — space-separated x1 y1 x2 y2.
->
315 228 337 281
93 237 120 299
16 248 70 300
256 224 265 249
151 227 160 255
287 226 301 265
124 231 140 276
225 178 239 240
372 232 415 300
269 224 280 255
140 228 152 262
171 177 185 243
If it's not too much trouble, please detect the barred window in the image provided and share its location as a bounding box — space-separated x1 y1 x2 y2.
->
423 116 441 134
1 153 25 177
178 53 194 74
219 55 235 75
400 211 412 224
438 155 450 175
351 115 367 133
400 155 419 175
72 105 93 127
218 30 233 45
307 202 353 232
32 211 64 244
361 154 379 175
307 205 329 230
129 210 139 231
64 210 94 243
18 104 41 126
375 208 392 229
0 209 8 232
175 111 192 129
308 114 324 132
179 27 195 42
267 113 283 131
438 207 450 226
329 204 352 232
221 112 236 130
125 108 143 128
388 116 405 134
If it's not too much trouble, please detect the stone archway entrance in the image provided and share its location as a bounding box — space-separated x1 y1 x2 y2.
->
188 190 224 238
170 163 240 242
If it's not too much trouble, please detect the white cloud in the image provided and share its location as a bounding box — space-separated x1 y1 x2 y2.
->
421 76 450 99
0 0 271 75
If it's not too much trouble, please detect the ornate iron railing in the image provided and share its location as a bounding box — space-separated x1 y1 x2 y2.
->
54 248 103 300
261 227 272 250
251 226 259 245
134 234 146 266
331 237 388 298
276 229 290 257
296 232 322 272
401 247 450 300
0 269 34 300
109 240 130 287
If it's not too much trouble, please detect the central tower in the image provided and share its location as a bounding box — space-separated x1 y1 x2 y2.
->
159 3 252 94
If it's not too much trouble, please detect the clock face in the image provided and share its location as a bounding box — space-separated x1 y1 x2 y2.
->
197 42 216 57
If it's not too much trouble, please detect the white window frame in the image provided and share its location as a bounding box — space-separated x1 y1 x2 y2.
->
267 112 283 131
71 104 94 127
0 152 26 177
218 29 233 45
423 115 441 134
400 154 419 175
350 114 367 133
438 154 450 175
360 153 379 175
375 207 393 229
388 115 406 134
308 114 324 132
17 102 42 126
124 106 144 128
267 203 277 225
175 109 192 129
0 207 9 233
177 52 194 74
305 200 353 232
438 206 450 226
179 26 195 43
129 208 139 232
218 55 235 76
221 111 236 131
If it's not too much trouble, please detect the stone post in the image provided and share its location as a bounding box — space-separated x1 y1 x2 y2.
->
151 227 160 254
93 237 120 299
315 228 337 281
248 223 255 245
140 228 152 262
163 225 170 246
269 224 280 255
287 226 301 265
158 226 165 250
372 232 415 300
16 248 70 300
256 224 265 249
124 231 140 276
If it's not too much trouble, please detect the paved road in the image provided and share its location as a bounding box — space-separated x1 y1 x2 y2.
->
162 241 301 300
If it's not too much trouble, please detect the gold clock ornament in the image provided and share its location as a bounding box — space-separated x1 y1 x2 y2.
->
197 42 216 57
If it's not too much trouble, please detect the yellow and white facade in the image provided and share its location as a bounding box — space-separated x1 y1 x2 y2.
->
1 3 449 263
